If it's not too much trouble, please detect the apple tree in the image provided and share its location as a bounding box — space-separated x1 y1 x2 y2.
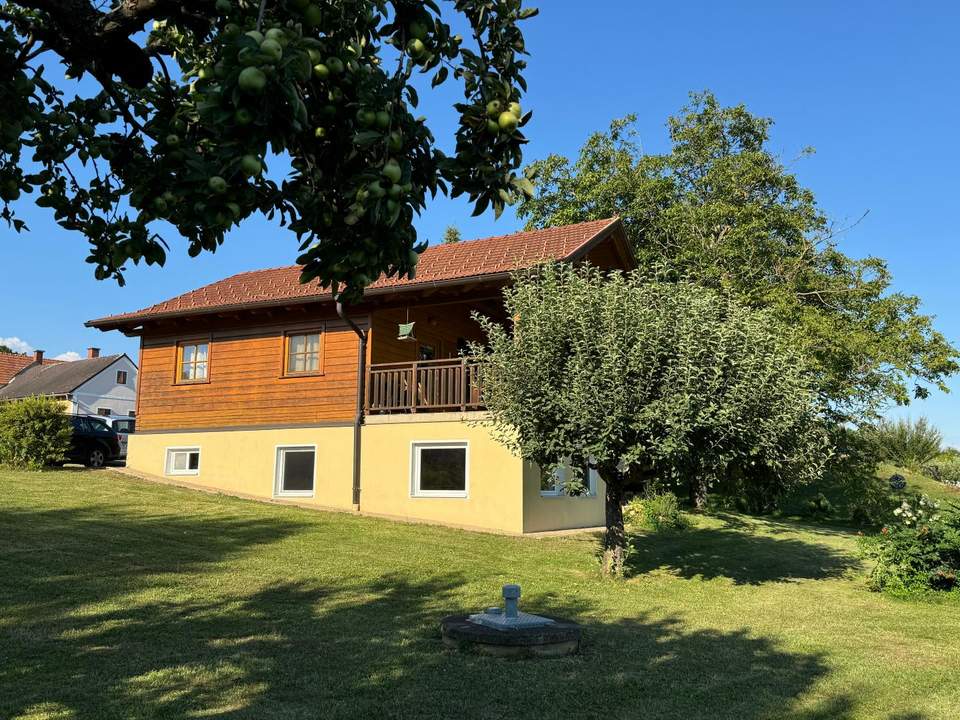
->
0 0 537 299
473 263 829 576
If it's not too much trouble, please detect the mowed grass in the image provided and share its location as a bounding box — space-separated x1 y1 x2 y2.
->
1 469 958 720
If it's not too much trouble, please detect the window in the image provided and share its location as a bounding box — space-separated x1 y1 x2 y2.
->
177 341 209 382
411 441 468 498
275 446 316 497
540 460 599 498
166 448 200 476
116 370 128 385
97 407 112 416
284 331 322 375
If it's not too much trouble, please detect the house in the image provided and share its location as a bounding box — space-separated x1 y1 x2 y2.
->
86 218 635 534
0 348 139 417
0 349 61 388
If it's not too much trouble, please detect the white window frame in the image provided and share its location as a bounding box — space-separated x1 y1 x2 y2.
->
540 460 599 498
274 445 317 498
165 446 201 476
410 441 469 498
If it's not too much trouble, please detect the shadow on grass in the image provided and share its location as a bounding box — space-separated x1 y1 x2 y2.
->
625 516 858 585
0 501 906 720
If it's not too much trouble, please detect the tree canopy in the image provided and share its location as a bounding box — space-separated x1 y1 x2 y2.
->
474 263 828 574
518 91 957 420
0 0 537 299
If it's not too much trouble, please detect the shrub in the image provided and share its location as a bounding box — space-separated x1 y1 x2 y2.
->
863 417 942 467
0 396 72 469
858 495 960 597
624 492 685 532
923 455 960 488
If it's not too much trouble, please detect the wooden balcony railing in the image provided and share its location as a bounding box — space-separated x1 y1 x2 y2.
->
365 357 483 414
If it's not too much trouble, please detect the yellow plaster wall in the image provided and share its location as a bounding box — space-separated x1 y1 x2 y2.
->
520 461 606 533
126 425 356 510
126 417 605 534
359 415 525 533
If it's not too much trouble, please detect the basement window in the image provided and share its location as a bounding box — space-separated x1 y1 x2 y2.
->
540 460 599 498
275 446 316 497
166 447 200 476
411 441 468 498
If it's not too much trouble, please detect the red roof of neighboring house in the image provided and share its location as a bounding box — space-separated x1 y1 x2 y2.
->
87 217 627 329
0 353 61 385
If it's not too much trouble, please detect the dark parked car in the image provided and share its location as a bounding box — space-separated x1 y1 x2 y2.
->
67 415 122 467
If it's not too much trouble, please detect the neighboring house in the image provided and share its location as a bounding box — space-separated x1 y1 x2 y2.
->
0 350 61 388
87 218 635 534
0 348 139 417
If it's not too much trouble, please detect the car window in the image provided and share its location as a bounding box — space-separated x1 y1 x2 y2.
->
73 417 92 432
89 418 111 433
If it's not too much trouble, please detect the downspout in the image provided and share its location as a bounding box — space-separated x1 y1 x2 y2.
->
336 297 367 510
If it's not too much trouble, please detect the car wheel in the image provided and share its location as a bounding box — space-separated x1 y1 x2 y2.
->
87 447 106 468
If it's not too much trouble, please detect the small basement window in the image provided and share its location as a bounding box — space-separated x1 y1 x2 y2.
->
275 446 316 497
411 441 468 498
540 460 598 498
166 448 200 476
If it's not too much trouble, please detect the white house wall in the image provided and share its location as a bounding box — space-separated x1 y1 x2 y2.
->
71 356 138 417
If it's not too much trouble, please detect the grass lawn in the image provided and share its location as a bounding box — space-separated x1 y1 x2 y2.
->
1 468 958 720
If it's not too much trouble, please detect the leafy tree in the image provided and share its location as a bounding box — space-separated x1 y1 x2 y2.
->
863 416 943 468
474 263 828 575
442 224 462 243
0 345 12 353
0 0 537 300
518 91 957 420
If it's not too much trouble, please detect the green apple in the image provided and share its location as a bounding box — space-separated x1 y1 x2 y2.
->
326 57 345 74
165 133 180 147
303 4 323 27
486 100 502 117
485 119 500 134
259 39 283 63
381 159 402 184
388 131 403 152
375 110 390 129
240 154 262 177
237 66 267 94
498 111 519 132
409 21 428 39
234 108 253 125
406 38 426 58
313 63 330 79
208 176 227 194
367 180 385 198
508 101 522 118
244 30 264 44
314 126 327 138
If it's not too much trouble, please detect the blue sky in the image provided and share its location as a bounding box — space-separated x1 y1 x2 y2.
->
2 1 958 443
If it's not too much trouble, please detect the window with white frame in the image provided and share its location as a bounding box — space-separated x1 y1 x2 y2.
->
275 446 316 497
540 460 599 497
166 447 200 476
411 441 468 498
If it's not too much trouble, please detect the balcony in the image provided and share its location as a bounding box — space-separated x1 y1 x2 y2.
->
365 358 484 414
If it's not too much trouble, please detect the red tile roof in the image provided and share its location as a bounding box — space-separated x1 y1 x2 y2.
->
0 353 61 385
88 218 624 329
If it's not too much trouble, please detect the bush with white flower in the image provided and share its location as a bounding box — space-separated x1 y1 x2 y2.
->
859 494 960 597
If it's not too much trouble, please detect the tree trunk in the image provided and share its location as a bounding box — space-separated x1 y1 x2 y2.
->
688 475 707 512
602 480 626 577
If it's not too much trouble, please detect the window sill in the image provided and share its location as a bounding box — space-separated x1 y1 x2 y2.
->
539 492 598 499
275 491 315 499
167 471 200 477
173 379 210 386
278 372 325 380
411 492 469 499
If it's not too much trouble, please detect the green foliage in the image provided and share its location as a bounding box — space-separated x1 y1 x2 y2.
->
859 495 960 597
0 344 11 353
623 492 685 532
518 91 958 420
862 417 943 467
924 454 960 488
0 396 71 469
473 262 829 572
442 225 462 244
0 1 538 300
